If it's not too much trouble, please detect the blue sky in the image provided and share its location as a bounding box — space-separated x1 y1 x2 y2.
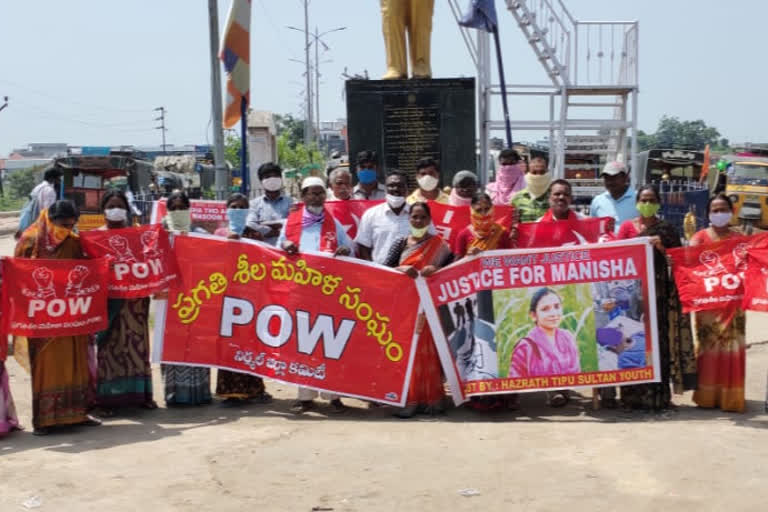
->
0 0 764 156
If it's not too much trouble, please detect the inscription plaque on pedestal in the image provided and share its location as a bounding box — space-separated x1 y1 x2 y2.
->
346 78 475 188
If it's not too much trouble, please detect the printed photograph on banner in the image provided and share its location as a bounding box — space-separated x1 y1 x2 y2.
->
418 239 659 400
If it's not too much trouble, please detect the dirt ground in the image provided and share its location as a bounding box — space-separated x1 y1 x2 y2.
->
1 233 767 512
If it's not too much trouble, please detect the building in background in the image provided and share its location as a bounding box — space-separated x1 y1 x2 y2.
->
317 118 347 156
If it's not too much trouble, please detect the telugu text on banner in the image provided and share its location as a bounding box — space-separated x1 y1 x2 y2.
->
155 234 422 406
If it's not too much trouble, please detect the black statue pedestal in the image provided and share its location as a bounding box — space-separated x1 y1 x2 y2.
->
345 78 476 188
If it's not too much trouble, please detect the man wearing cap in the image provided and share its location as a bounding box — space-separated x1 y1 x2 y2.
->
245 162 293 245
590 161 638 232
510 151 551 222
277 176 352 414
353 149 387 200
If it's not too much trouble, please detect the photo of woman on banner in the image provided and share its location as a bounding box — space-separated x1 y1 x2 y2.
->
509 287 581 407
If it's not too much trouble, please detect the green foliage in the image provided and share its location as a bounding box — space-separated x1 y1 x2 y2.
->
224 131 241 170
493 284 598 377
274 113 305 147
640 116 724 151
6 166 41 199
277 133 324 170
201 187 216 199
0 193 26 211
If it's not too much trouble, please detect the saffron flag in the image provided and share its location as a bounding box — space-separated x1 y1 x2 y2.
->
220 0 251 128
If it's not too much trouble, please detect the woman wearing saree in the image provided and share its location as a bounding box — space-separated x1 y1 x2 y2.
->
0 360 20 436
384 202 453 418
92 190 157 413
160 191 212 406
689 194 746 412
453 192 512 258
15 200 101 435
213 193 272 405
615 184 696 411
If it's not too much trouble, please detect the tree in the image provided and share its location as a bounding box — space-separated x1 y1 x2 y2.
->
273 113 305 148
276 133 324 170
651 116 721 150
7 166 42 199
223 131 241 170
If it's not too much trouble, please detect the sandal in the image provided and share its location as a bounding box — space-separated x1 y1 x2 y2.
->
290 400 315 414
549 392 569 408
82 415 102 427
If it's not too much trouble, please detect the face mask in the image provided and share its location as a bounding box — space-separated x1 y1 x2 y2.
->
636 202 660 219
261 177 283 192
306 205 324 215
50 224 72 245
226 208 249 235
709 212 732 228
471 210 495 237
357 169 377 185
386 194 405 209
525 172 551 198
410 225 429 238
417 175 439 192
498 164 523 187
104 207 128 223
167 210 191 232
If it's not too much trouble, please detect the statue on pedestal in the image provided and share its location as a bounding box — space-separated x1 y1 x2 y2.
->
380 0 435 79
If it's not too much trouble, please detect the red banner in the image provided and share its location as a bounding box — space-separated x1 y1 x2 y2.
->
668 233 768 313
429 202 514 247
1 257 109 337
744 247 768 312
80 225 180 298
416 239 658 402
516 217 614 248
325 199 383 239
158 234 421 406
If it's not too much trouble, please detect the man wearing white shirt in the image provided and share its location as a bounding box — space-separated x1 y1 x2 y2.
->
277 176 352 414
32 168 61 211
355 170 411 264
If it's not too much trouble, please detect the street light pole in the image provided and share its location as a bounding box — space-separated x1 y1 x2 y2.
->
303 0 312 147
315 26 320 146
154 106 167 153
207 0 228 200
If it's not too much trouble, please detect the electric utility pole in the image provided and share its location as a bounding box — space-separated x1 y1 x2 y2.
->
208 0 228 199
303 0 312 146
154 106 167 153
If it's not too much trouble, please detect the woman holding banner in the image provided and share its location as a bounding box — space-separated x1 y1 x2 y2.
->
453 192 513 258
213 193 273 405
160 192 212 406
92 191 157 414
14 200 102 435
616 185 695 411
510 288 580 407
689 194 746 413
384 202 453 418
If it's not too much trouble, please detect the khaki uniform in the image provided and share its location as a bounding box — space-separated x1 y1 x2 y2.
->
380 0 435 79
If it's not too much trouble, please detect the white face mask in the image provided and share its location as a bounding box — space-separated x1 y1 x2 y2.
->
104 207 128 222
525 172 552 198
386 194 405 209
709 212 732 228
261 177 283 192
417 175 439 192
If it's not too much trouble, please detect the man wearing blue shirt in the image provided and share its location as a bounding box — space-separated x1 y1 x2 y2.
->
590 161 638 233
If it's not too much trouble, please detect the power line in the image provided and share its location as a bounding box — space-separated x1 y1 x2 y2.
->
0 79 150 114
